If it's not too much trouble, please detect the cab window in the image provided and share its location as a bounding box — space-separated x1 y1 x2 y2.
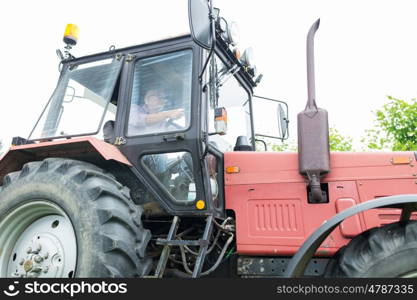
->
207 55 252 151
127 50 193 136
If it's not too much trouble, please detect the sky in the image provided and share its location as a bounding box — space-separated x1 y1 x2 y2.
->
1 0 417 150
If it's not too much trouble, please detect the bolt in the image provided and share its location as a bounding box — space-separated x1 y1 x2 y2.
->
43 266 49 273
44 252 49 259
32 244 42 254
19 259 24 265
32 267 42 273
26 247 32 254
260 267 265 273
34 255 43 263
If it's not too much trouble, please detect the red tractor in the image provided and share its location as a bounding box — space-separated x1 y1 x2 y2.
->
0 0 417 278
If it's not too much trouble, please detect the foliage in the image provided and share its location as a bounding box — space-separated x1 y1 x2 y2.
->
362 96 417 151
270 139 298 152
259 127 353 152
329 128 353 151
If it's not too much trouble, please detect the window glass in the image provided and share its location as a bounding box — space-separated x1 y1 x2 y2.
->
30 58 121 139
208 55 251 151
128 50 193 136
142 152 196 202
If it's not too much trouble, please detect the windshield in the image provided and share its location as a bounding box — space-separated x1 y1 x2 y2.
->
30 57 122 140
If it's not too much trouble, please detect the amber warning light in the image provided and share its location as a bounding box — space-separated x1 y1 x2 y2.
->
63 24 79 47
214 107 227 135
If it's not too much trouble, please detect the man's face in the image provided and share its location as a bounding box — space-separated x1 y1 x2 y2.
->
145 92 165 113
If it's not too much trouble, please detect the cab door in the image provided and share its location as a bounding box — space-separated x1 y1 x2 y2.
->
115 36 218 216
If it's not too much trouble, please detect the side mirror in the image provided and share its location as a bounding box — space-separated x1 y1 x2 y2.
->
277 103 289 140
188 0 213 50
252 95 289 141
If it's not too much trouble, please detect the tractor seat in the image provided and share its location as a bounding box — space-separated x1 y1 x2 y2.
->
103 120 116 144
234 136 253 151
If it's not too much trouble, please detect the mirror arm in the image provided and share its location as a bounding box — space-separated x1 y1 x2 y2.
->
255 138 268 151
199 0 217 83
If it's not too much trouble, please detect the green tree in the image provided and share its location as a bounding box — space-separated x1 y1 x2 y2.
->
362 96 417 151
329 128 353 151
259 127 353 152
270 139 297 152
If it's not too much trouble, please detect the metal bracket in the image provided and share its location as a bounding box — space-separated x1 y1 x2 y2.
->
156 239 209 247
126 54 136 62
114 137 126 146
162 133 185 142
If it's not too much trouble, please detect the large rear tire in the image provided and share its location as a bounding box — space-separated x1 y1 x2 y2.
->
0 158 152 278
325 221 417 277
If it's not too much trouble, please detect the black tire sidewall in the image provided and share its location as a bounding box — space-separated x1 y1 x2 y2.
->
1 168 113 278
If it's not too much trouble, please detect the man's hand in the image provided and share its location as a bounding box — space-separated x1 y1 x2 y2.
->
166 108 184 119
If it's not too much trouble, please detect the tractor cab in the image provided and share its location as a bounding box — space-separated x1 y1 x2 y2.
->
3 0 417 280
25 4 288 218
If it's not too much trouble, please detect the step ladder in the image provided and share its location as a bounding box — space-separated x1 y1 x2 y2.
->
149 214 214 278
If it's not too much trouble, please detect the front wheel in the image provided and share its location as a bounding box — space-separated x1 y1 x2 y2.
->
325 221 417 277
0 158 152 278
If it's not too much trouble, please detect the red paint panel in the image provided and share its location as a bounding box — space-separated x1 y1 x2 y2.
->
225 151 417 256
0 137 132 181
247 199 304 237
226 182 350 256
8 137 131 166
357 179 417 229
335 198 362 237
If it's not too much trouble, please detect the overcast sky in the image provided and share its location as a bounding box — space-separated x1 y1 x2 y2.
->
1 0 417 150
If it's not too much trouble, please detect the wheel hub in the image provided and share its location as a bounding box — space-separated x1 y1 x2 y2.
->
0 202 77 278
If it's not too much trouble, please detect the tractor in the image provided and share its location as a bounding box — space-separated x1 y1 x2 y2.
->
1 0 417 278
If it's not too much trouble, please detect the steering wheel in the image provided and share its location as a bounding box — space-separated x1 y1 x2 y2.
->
165 118 183 130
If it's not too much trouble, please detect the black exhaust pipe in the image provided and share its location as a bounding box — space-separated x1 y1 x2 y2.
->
297 18 330 203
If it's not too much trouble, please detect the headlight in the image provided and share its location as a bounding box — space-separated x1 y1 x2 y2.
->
220 19 240 46
240 47 255 68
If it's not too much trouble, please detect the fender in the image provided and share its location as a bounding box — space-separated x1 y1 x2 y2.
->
0 137 132 182
284 194 417 278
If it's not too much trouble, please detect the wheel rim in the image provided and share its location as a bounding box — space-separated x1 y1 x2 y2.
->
0 201 77 278
401 271 417 278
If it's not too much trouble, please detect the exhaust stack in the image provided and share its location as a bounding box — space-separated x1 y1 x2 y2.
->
297 19 330 203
